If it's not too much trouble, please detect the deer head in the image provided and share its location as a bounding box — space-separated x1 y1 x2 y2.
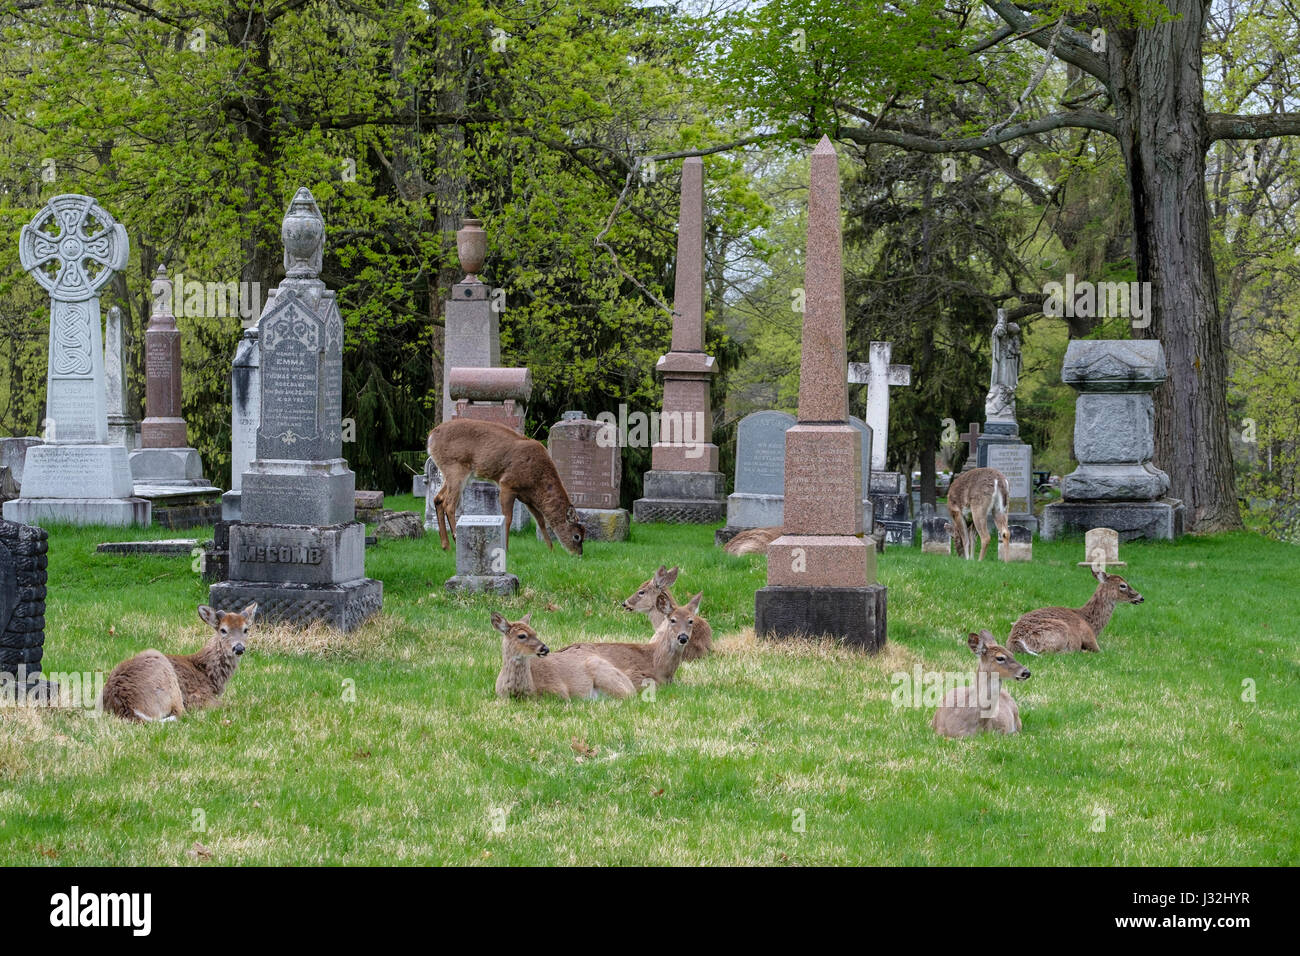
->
656 590 701 652
1092 568 1144 604
198 603 256 660
968 629 1030 680
557 506 585 556
491 611 549 658
621 565 679 613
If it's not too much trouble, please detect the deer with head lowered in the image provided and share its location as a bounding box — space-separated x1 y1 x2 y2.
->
428 418 585 555
1009 568 1144 654
620 565 712 659
932 630 1032 738
560 589 702 688
946 467 1010 561
101 604 256 722
491 612 635 700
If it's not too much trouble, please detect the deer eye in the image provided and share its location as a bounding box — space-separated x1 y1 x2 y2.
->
1120 584 1128 590
573 534 581 542
220 627 228 635
995 655 1006 662
516 633 527 641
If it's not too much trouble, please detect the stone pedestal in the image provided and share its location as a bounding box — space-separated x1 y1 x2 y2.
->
1041 340 1184 541
547 411 629 542
0 519 49 675
441 220 499 422
445 514 517 594
222 329 260 520
210 188 380 631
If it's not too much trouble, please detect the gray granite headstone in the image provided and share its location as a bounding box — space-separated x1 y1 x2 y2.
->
445 514 517 594
722 410 795 533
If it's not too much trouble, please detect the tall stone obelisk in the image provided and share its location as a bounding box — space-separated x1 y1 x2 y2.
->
754 138 886 650
632 157 725 523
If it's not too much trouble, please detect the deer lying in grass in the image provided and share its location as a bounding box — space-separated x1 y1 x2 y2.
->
620 565 712 659
492 612 635 700
101 604 256 722
946 467 1010 561
1009 568 1144 655
723 525 886 556
562 590 701 687
428 418 585 556
932 630 1031 738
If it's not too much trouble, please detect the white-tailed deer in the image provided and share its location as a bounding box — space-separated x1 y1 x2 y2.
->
946 467 1010 561
932 630 1031 738
562 589 701 686
491 612 635 700
1009 568 1144 654
101 604 256 722
722 527 782 556
620 565 712 659
428 418 585 555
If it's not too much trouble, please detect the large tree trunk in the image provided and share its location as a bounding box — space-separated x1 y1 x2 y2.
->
1106 0 1241 532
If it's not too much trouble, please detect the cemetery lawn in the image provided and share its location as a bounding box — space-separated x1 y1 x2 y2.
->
1 500 1296 866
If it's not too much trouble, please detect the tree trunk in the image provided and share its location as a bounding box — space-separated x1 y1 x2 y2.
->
1106 0 1241 532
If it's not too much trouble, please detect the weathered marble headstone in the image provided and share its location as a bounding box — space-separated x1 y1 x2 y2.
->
633 157 725 524
985 441 1036 533
920 511 952 555
548 411 629 542
1041 340 1185 541
209 187 382 631
0 518 49 679
4 194 150 527
755 137 887 651
442 218 498 421
445 514 517 594
716 410 795 544
129 266 218 496
1077 527 1126 568
221 328 260 520
104 305 137 450
999 524 1033 562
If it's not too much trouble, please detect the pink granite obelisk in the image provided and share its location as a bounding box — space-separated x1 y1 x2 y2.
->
632 157 725 523
754 136 886 650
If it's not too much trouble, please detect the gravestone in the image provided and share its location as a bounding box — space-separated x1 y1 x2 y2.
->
1077 527 1126 569
984 441 1037 534
633 157 726 524
849 344 913 545
4 194 150 527
1041 340 1185 541
999 524 1033 562
0 439 40 494
975 310 1035 532
442 218 498 421
548 411 629 542
920 505 952 555
222 329 260 520
848 416 877 536
716 410 795 544
209 187 382 631
0 518 49 680
958 422 980 472
755 137 887 651
355 491 384 524
445 514 517 594
129 266 219 499
104 306 137 450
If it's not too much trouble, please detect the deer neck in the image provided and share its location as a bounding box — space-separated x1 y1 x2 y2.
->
1079 588 1117 635
651 621 683 675
498 641 535 695
193 639 238 695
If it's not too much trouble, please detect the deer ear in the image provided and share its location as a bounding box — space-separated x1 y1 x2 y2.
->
198 605 220 628
687 591 703 613
566 506 578 523
520 612 532 626
240 602 258 625
662 566 679 586
654 591 674 616
967 632 983 653
491 612 510 635
1094 568 1108 583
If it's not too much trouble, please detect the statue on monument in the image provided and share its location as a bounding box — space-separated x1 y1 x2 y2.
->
986 309 1021 422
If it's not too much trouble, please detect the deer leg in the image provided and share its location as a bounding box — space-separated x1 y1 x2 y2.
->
434 465 469 550
972 508 991 561
524 502 553 549
433 487 451 551
498 486 516 554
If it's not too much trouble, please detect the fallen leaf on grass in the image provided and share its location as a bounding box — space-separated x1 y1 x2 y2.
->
545 602 561 612
187 842 212 861
571 737 597 759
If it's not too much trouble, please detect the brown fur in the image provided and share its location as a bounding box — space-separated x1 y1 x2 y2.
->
946 467 1011 561
619 565 712 659
101 604 256 722
491 612 635 700
723 527 783 556
932 630 1031 738
561 589 700 686
1009 568 1144 654
428 418 584 555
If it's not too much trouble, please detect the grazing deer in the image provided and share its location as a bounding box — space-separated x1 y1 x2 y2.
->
491 612 635 700
946 467 1010 561
1009 568 1144 655
101 604 256 722
562 590 702 687
427 418 585 556
620 565 712 659
932 630 1031 738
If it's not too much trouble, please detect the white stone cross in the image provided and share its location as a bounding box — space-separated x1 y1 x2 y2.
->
848 341 911 473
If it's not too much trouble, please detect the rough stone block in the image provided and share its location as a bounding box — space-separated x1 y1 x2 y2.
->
1040 498 1185 542
209 578 382 632
755 583 887 652
228 522 365 586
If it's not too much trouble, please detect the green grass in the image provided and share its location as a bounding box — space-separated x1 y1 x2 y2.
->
2 497 1297 865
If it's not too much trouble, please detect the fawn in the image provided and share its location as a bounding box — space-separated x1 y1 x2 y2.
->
620 565 712 659
932 630 1032 738
946 467 1010 561
1009 568 1144 654
428 418 585 555
491 612 635 700
561 589 702 687
101 604 257 722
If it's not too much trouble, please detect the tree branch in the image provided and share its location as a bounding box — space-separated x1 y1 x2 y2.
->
837 109 1116 153
983 1 1111 89
1206 111 1300 144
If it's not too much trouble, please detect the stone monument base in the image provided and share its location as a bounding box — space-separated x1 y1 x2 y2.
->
1008 512 1039 535
3 497 150 527
755 584 887 652
1040 498 1184 542
632 470 726 524
208 578 382 632
445 573 519 595
129 447 210 486
221 491 243 521
569 508 629 542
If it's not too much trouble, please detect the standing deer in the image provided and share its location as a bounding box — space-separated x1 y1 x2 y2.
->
101 604 256 722
561 590 702 686
932 630 1031 738
946 467 1010 561
428 419 585 555
1009 568 1144 654
620 565 712 659
491 612 635 700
